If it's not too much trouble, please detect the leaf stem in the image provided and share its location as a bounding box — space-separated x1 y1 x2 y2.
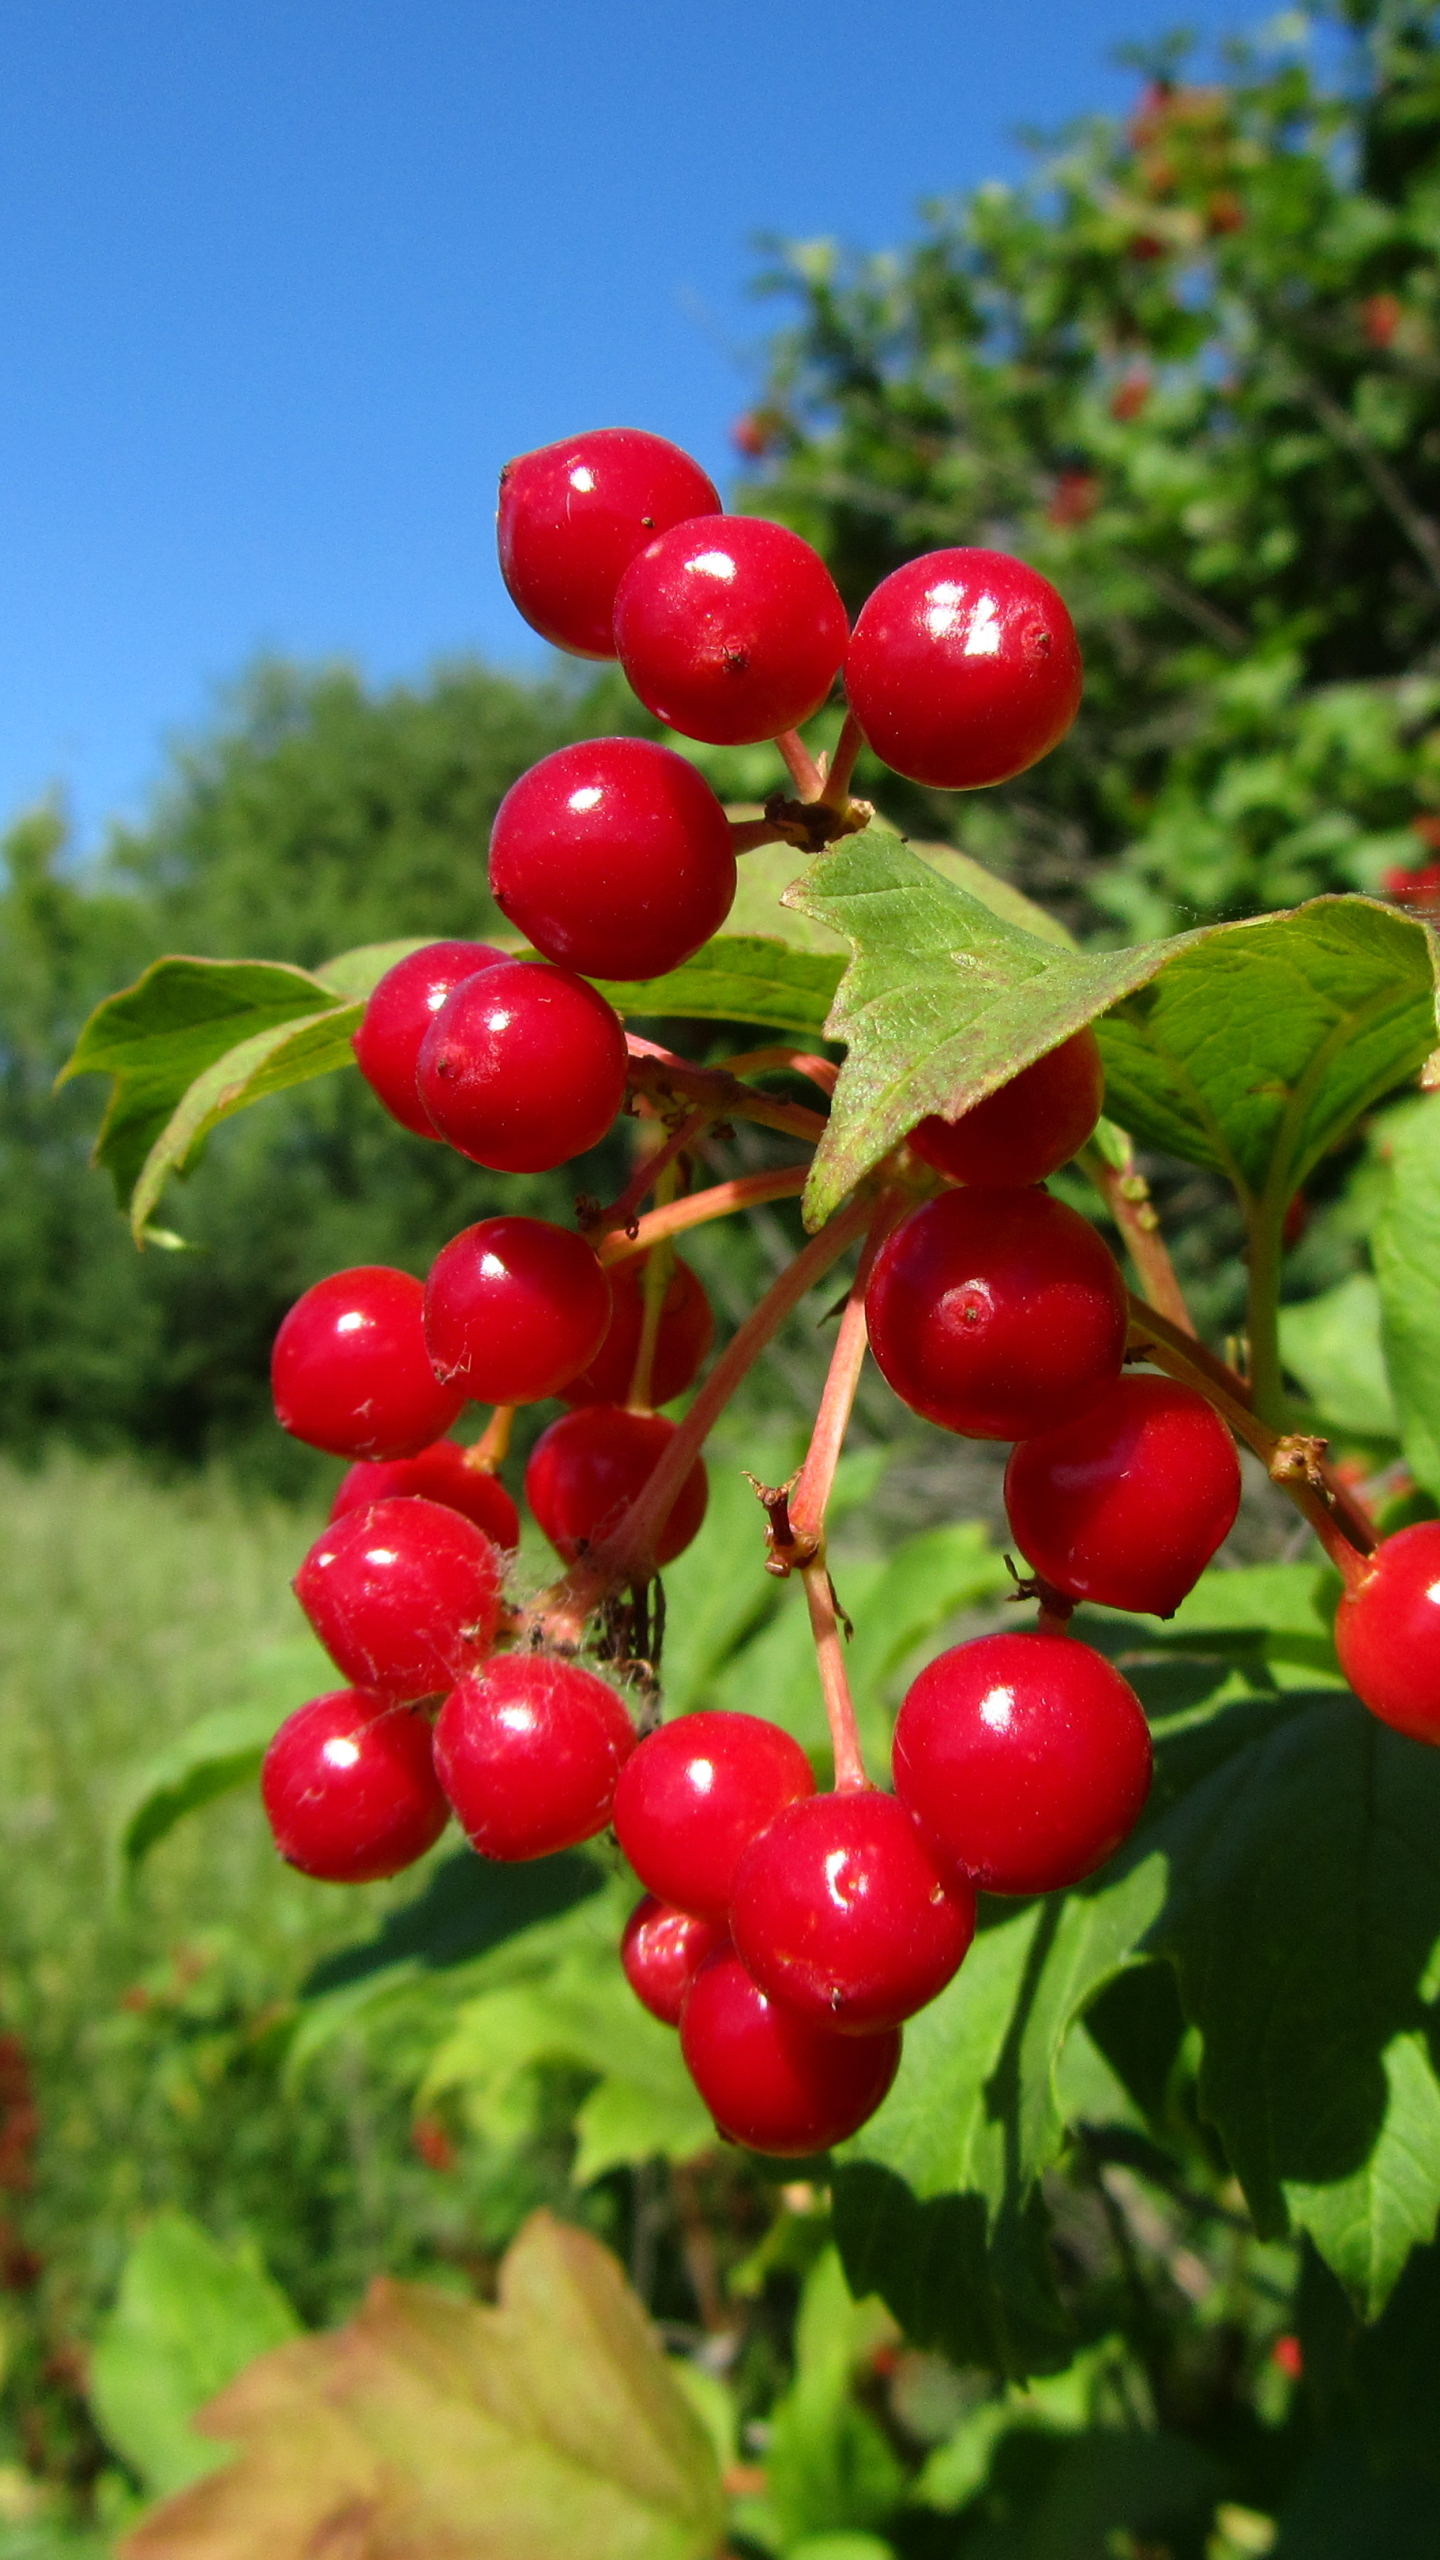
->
1079 1136 1196 1336
598 1166 810 1271
801 1558 870 1792
1244 1197 1287 1428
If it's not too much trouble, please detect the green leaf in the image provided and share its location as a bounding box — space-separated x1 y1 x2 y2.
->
127 1002 363 1241
594 939 844 1039
312 938 430 999
303 1848 603 1993
762 2251 905 2548
1280 1272 1399 1438
119 2212 724 2560
1079 1559 1345 1691
1372 1093 1440 1499
89 2211 300 2498
111 1639 332 1880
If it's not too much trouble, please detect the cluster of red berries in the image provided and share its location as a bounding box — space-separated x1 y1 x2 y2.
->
252 415 1440 2166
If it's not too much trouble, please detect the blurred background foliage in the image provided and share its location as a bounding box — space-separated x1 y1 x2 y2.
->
2 2 1440 2551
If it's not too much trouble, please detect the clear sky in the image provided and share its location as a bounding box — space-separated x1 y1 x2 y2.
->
0 0 1257 848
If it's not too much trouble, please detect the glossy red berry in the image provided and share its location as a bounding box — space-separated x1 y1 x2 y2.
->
845 547 1083 789
1005 1376 1241 1617
497 427 721 659
1334 1522 1440 1742
680 1948 900 2154
614 516 849 745
621 1896 727 2027
295 1496 504 1703
866 1188 1127 1441
424 1218 612 1405
330 1441 520 1553
894 1631 1152 1896
731 1790 975 2034
612 1710 815 1922
560 1255 713 1409
353 941 507 1138
271 1267 465 1461
526 1405 709 1569
262 1690 449 1883
489 738 737 981
908 1027 1105 1188
416 959 628 1172
434 1655 636 1859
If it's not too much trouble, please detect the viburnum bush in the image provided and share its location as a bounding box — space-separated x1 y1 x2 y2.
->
67 414 1440 2406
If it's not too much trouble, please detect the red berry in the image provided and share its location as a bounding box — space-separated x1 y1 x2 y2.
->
865 1188 1127 1441
271 1267 464 1461
497 428 721 659
1005 1376 1241 1617
894 1631 1152 1896
295 1496 504 1703
731 1790 975 2033
416 959 628 1172
330 1441 520 1552
353 941 507 1137
489 739 737 981
621 1895 727 2026
614 517 849 746
261 1690 449 1883
525 1405 709 1568
908 1028 1104 1187
1334 1522 1440 1742
560 1255 713 1409
434 1655 635 1859
680 1947 900 2154
612 1710 815 1922
424 1218 612 1405
844 548 1083 789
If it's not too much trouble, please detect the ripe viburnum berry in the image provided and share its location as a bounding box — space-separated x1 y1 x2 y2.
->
434 1656 635 1859
612 1710 815 1922
424 1217 612 1406
330 1441 520 1553
489 738 737 981
262 1691 449 1883
497 427 721 658
894 1630 1153 1896
621 1896 727 2027
271 1267 464 1461
680 1947 901 2154
865 1187 1127 1440
353 941 507 1138
525 1405 708 1567
614 516 848 745
907 1027 1105 1188
560 1255 713 1409
1334 1521 1440 1742
845 547 1083 788
295 1496 504 1703
731 1790 976 2033
416 958 628 1172
1005 1375 1241 1617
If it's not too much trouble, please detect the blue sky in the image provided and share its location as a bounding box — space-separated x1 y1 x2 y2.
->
0 0 1262 848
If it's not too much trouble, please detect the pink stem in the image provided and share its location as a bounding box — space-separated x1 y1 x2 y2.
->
788 1187 907 1554
801 1557 870 1792
598 1165 810 1269
594 1109 709 1239
775 728 826 798
818 711 865 811
717 1044 840 1098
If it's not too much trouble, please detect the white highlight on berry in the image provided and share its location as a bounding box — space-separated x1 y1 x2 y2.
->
964 595 1002 656
322 1736 362 1770
978 1684 1016 1731
335 1309 367 1334
568 786 604 813
568 465 596 492
688 550 738 583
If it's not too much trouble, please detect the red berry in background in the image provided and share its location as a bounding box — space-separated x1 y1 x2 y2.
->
894 1631 1153 1896
489 738 737 982
295 1496 504 1703
844 547 1083 789
731 1791 976 2034
1004 1376 1241 1618
907 1027 1105 1188
561 1254 713 1409
424 1218 612 1405
353 941 507 1138
526 1405 708 1569
613 1710 815 1922
614 516 849 746
330 1441 520 1552
866 1187 1127 1441
416 959 628 1173
497 427 722 659
434 1656 635 1860
680 1947 901 2154
261 1690 449 1883
621 1896 727 2027
1334 1522 1440 1742
271 1267 465 1461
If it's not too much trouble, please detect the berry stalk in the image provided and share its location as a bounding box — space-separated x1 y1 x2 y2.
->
801 1557 869 1792
594 1107 709 1241
598 1165 811 1270
788 1186 908 1558
625 1040 827 1146
1079 1135 1196 1337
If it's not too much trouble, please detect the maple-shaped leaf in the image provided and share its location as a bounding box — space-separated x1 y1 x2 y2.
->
120 2211 724 2560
